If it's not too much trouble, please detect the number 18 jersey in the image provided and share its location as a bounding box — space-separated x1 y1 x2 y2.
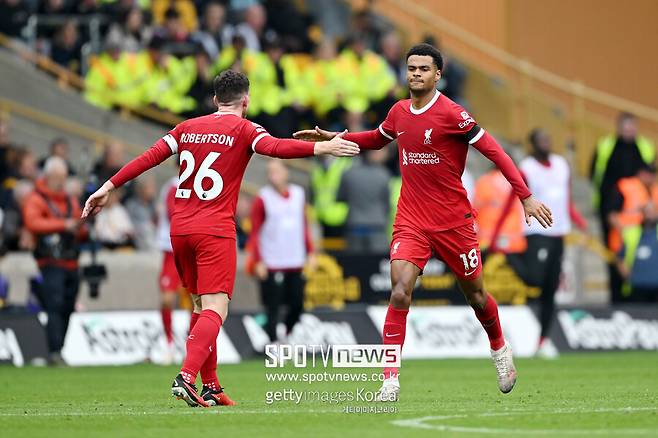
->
163 112 269 238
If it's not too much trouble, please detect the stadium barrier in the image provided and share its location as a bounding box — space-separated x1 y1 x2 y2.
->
0 313 48 366
550 306 658 352
3 304 658 367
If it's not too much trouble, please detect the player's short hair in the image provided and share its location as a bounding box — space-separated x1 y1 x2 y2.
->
213 70 250 104
406 43 443 71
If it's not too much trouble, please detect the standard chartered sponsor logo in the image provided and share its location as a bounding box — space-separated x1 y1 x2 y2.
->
402 148 440 165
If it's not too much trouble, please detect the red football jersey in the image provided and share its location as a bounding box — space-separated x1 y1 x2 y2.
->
379 91 485 232
108 112 315 238
163 112 277 237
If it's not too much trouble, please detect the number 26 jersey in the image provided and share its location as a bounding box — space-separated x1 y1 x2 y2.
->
164 112 270 238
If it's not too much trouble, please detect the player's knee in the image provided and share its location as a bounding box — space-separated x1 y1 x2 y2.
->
464 287 487 308
390 285 411 309
191 294 202 313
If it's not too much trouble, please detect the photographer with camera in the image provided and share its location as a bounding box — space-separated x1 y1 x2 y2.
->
23 157 86 365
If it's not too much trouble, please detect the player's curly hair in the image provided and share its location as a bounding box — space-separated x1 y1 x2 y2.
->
213 70 250 104
406 43 443 71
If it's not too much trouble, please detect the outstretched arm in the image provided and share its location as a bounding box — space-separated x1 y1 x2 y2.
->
472 131 553 228
255 130 360 158
83 138 174 218
293 126 392 150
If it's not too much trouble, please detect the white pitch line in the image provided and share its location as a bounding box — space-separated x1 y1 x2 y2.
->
392 406 658 435
0 408 339 417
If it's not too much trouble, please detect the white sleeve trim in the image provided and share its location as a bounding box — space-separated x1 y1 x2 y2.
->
378 124 394 140
163 134 178 154
251 132 270 152
468 128 485 145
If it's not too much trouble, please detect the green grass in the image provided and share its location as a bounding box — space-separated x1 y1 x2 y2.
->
1 352 657 437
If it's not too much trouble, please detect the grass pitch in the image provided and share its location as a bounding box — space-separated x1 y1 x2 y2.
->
1 352 657 437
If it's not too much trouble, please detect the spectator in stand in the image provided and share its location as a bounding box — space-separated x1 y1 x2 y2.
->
337 149 391 253
310 155 351 238
0 0 32 39
351 7 389 52
16 148 38 183
4 179 35 251
225 2 268 51
3 147 38 186
38 138 76 175
380 32 406 89
264 0 312 52
22 157 85 365
93 190 135 249
125 175 158 251
248 160 314 343
186 44 215 118
74 0 101 15
337 33 396 125
104 7 152 53
50 20 82 73
590 112 656 301
192 1 229 60
38 0 70 15
152 0 198 33
91 141 126 188
608 163 658 302
155 7 196 56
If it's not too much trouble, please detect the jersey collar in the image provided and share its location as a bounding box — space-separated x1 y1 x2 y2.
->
409 90 441 115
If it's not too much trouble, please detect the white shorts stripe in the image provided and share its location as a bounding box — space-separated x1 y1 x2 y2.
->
251 133 270 152
378 124 394 140
162 134 178 154
468 128 485 144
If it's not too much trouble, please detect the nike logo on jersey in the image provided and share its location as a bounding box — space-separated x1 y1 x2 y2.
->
385 333 401 338
397 131 405 136
464 268 477 276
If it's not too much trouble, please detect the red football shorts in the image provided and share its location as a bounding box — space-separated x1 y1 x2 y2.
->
159 251 182 292
171 234 237 298
390 221 482 280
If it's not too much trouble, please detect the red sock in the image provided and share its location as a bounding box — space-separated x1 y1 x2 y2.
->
200 344 220 391
161 308 173 344
189 311 200 333
180 309 222 384
382 304 408 379
472 293 505 351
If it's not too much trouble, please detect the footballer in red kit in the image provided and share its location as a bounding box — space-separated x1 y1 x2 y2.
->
295 43 553 401
82 70 360 407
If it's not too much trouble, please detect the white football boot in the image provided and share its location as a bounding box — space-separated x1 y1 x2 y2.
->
374 376 400 402
490 341 517 394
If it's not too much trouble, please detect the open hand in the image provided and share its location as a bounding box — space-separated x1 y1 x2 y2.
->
521 195 553 228
314 130 360 157
82 181 114 219
293 126 338 142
